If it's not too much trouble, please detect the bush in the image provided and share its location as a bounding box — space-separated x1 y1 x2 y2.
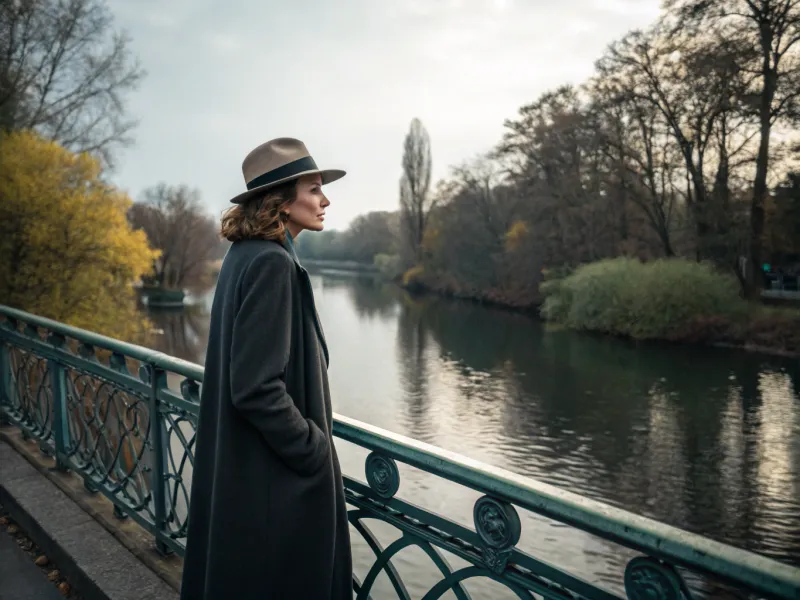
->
374 253 403 281
540 257 748 340
401 265 427 292
538 277 572 323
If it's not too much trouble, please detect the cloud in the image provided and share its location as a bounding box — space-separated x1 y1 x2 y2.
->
589 0 662 18
145 12 178 28
105 0 663 230
566 18 600 35
206 33 242 54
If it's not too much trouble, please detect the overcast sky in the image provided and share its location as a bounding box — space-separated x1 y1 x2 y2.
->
106 0 662 231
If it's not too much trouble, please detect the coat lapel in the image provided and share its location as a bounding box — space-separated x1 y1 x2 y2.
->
298 266 329 366
280 237 329 366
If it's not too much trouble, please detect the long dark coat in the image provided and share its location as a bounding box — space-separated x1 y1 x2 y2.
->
180 238 352 600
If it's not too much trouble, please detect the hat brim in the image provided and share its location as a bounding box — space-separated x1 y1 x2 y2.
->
229 168 346 204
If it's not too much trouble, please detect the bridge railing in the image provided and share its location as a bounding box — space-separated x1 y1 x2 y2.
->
0 304 798 600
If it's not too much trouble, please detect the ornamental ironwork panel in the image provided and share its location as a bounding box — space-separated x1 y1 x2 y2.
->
1 305 798 599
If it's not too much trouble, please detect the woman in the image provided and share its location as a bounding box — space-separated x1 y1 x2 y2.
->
180 138 352 599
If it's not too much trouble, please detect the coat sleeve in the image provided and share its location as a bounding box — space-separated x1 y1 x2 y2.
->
229 250 330 476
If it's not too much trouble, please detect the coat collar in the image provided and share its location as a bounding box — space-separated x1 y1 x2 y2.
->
282 230 300 264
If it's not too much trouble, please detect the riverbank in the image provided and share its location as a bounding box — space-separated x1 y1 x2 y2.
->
405 264 800 359
298 257 800 357
413 284 800 358
300 258 380 274
538 258 800 358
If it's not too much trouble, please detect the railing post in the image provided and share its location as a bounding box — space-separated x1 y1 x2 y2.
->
145 364 172 556
47 334 70 471
0 341 10 426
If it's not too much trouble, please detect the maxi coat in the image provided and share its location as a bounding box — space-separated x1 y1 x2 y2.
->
180 238 352 600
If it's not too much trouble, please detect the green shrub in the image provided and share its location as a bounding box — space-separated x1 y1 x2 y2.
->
374 253 403 280
541 257 747 340
539 277 572 323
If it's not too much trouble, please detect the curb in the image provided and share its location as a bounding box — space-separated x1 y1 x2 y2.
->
0 428 181 600
0 481 94 599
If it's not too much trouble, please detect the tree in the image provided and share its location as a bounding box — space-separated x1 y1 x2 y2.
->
294 229 343 261
598 29 717 256
0 0 144 166
296 1 800 313
0 130 157 340
128 183 221 290
399 118 434 265
590 82 681 257
498 85 625 265
292 211 399 264
766 170 800 258
666 0 800 297
335 211 397 263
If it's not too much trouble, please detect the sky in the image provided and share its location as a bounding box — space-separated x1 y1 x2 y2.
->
106 0 662 231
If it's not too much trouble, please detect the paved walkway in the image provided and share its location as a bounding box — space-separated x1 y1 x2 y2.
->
0 435 179 600
0 529 63 600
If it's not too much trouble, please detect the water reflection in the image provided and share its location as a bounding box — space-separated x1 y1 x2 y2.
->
146 305 211 365
396 295 436 444
139 272 800 595
388 293 800 566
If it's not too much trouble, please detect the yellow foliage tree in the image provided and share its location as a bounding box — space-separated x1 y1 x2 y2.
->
504 220 529 252
0 130 159 342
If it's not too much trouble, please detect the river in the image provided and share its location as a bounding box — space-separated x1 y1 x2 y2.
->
143 270 800 598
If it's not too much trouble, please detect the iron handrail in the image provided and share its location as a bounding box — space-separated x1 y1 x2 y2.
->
1 303 799 599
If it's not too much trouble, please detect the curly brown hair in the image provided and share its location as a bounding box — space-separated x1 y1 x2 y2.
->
220 180 298 243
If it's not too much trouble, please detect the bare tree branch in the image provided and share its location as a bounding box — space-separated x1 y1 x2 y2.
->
0 0 144 167
128 184 222 290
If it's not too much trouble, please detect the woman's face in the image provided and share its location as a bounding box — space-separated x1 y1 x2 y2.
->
286 174 329 237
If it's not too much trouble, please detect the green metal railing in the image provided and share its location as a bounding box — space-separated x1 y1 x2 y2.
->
0 304 798 600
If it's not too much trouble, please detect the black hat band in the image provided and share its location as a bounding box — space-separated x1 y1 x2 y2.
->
246 156 318 191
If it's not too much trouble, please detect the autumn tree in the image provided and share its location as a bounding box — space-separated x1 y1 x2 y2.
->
284 1 800 311
590 80 682 257
399 118 435 265
0 0 144 166
498 85 626 265
598 28 721 257
128 183 221 290
0 130 157 340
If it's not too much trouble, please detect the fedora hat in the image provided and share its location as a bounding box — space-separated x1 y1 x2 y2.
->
230 137 345 204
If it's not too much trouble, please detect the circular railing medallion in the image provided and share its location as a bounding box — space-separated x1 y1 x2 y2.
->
365 452 400 499
624 556 686 600
473 496 521 550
